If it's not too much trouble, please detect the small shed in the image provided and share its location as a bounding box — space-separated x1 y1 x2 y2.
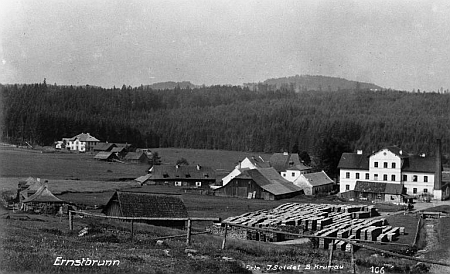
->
293 171 334 195
214 167 303 200
102 191 189 229
348 181 405 203
124 151 149 164
94 152 118 161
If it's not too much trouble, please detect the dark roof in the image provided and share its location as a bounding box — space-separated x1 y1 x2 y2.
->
269 153 303 172
338 153 369 170
402 155 437 173
443 171 450 183
111 147 126 153
384 146 409 158
124 151 148 161
102 191 188 218
68 133 100 142
287 163 313 171
94 152 117 160
149 165 216 180
302 171 334 186
23 185 64 203
245 168 302 196
354 181 404 194
94 142 116 151
242 156 271 168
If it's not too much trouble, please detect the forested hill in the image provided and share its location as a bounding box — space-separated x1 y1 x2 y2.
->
244 75 382 92
144 81 198 90
1 83 449 161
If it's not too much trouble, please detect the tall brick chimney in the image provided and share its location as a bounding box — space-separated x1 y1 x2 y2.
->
434 139 442 191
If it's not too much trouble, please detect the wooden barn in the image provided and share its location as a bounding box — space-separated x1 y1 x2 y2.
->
93 142 116 152
144 164 216 189
340 181 405 203
214 168 303 200
101 191 188 229
21 184 65 214
94 151 118 161
293 171 335 195
124 151 149 164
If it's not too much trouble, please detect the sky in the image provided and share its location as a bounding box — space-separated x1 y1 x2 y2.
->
1 0 450 91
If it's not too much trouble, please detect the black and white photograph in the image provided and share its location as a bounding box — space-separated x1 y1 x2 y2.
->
1 1 450 273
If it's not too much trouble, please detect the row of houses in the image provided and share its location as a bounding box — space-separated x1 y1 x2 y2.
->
338 140 450 202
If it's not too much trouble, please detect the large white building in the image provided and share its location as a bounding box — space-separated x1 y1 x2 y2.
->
338 142 449 201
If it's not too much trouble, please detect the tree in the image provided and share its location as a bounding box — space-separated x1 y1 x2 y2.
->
176 157 189 166
315 136 351 179
298 151 311 166
149 151 161 167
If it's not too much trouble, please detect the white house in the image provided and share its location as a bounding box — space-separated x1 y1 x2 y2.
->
61 133 100 152
338 141 449 201
293 171 334 195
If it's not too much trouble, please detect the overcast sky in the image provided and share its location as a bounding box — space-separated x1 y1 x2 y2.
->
1 0 449 91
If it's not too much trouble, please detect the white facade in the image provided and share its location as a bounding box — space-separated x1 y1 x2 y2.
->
67 138 86 152
339 148 436 197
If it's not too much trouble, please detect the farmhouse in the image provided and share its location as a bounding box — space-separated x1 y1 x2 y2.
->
61 133 100 152
340 181 405 203
214 167 303 200
143 164 216 189
21 184 65 214
94 151 118 161
293 171 335 195
124 151 149 164
102 191 188 229
338 140 450 201
220 156 270 186
269 152 313 174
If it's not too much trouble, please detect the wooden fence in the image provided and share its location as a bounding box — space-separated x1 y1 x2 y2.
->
68 210 220 245
221 221 450 273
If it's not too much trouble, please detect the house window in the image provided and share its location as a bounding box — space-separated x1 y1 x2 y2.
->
356 173 360 179
413 188 417 194
424 176 428 183
424 188 428 193
282 173 286 177
175 181 182 186
391 175 396 181
413 175 418 182
292 172 295 177
346 185 350 191
374 174 378 180
392 163 396 169
365 173 369 180
195 181 202 187
384 162 388 168
346 172 350 179
374 162 378 168
383 174 387 181
403 175 407 181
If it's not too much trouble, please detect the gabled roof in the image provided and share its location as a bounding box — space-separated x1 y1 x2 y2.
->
149 165 216 180
102 191 188 218
354 181 404 195
23 185 64 203
94 152 117 160
111 147 126 153
286 162 313 172
241 156 271 169
94 142 116 151
246 168 302 196
301 171 334 186
135 174 152 184
269 153 302 172
338 153 369 170
383 146 409 158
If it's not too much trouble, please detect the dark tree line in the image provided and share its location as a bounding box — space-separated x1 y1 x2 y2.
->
1 82 450 177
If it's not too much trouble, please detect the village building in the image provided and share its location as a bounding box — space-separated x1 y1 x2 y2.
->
292 171 335 195
21 184 65 214
338 140 450 201
220 156 270 187
214 167 303 200
124 151 149 164
94 151 119 161
141 164 216 189
59 133 100 152
340 181 405 203
93 142 116 152
269 152 313 174
102 191 188 229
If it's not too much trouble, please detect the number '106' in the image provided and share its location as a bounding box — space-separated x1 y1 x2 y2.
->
370 266 385 274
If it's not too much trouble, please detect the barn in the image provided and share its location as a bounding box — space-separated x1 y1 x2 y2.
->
93 142 116 152
214 167 303 200
21 184 65 214
124 151 149 164
101 191 188 229
293 171 335 195
340 181 405 203
94 152 118 161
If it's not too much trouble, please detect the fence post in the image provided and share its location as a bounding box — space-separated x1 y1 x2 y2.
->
130 219 134 241
186 219 192 246
351 243 356 274
221 224 228 250
328 240 334 272
69 211 73 231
